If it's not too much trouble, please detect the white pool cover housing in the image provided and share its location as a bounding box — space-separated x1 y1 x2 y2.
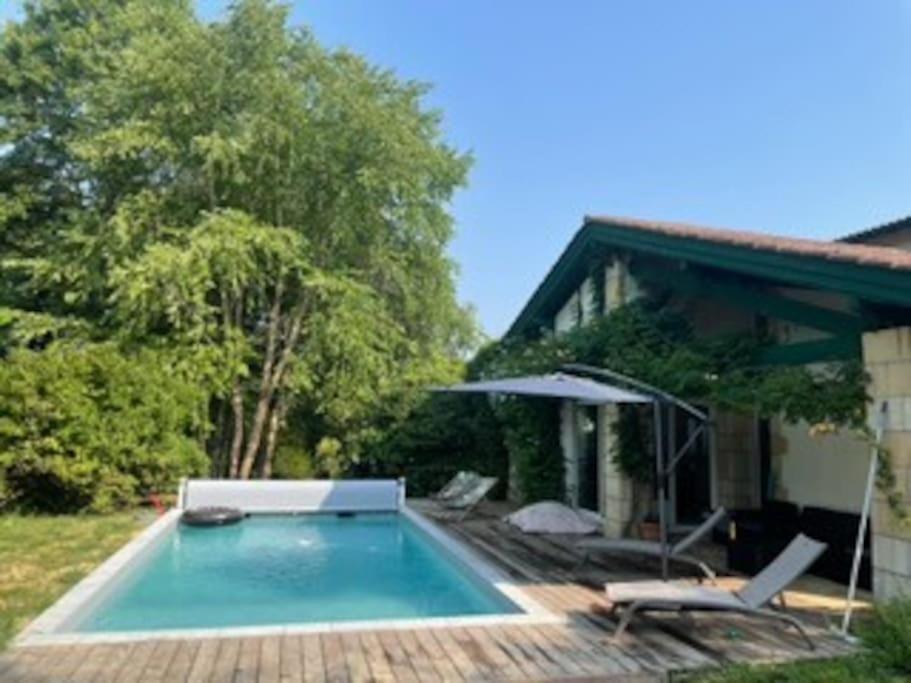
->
179 478 405 513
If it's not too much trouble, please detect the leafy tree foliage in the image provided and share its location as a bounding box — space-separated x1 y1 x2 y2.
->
0 344 208 512
0 0 475 508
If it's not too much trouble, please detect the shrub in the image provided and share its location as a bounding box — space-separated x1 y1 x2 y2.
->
861 596 911 675
364 393 509 498
272 445 315 480
0 343 209 512
498 398 563 503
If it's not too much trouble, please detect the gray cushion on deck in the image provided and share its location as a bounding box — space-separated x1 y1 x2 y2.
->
606 580 745 609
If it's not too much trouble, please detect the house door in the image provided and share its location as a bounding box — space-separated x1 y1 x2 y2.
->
577 406 600 512
672 406 712 525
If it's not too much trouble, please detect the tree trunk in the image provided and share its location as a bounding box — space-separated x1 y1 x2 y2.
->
237 285 284 479
260 397 287 480
240 392 272 479
209 397 228 477
228 383 245 479
238 301 306 479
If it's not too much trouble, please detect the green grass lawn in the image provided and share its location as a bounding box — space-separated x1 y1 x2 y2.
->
680 596 911 682
678 656 904 683
0 512 147 649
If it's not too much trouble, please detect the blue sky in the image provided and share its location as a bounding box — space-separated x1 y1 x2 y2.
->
3 2 911 336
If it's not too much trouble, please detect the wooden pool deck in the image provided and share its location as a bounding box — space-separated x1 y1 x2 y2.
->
0 500 862 682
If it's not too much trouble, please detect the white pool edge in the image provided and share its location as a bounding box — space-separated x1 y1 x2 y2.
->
15 504 560 647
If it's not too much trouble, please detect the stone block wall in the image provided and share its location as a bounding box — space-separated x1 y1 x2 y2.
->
597 404 635 536
862 327 911 600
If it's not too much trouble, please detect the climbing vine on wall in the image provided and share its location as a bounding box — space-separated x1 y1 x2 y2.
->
474 299 883 508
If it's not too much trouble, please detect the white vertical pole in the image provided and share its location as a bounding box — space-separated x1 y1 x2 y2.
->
841 400 888 636
654 400 669 581
397 477 407 510
177 477 187 509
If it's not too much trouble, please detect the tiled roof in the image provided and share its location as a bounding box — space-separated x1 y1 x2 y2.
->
585 214 911 271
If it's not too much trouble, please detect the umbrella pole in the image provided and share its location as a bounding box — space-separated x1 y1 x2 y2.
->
654 401 669 581
841 400 887 636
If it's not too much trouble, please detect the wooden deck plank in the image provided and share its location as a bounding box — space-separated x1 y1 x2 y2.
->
1 648 42 683
278 633 304 683
394 629 440 682
423 628 484 682
94 643 139 683
557 618 644 674
321 634 350 683
9 647 60 683
463 627 526 680
60 644 101 683
234 638 262 683
377 630 419 683
358 631 396 683
258 636 281 683
339 632 372 683
187 638 221 683
412 628 464 682
209 637 242 683
301 634 326 683
448 628 499 681
165 639 202 682
115 640 159 683
533 624 615 677
519 624 587 677
485 626 552 680
138 639 181 683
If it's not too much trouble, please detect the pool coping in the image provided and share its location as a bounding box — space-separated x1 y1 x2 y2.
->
15 504 560 647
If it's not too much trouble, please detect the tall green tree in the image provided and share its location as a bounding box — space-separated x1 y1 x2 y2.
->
1 0 475 488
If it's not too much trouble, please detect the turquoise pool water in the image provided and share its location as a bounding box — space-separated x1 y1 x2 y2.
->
73 513 519 632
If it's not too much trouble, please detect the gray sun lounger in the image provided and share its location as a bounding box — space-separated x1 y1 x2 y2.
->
576 507 727 580
433 471 480 502
442 476 498 521
604 533 827 649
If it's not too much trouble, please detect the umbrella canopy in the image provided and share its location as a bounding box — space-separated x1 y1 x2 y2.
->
435 372 653 405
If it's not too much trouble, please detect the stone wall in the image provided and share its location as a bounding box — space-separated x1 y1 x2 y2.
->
560 400 579 506
597 404 635 536
862 327 911 600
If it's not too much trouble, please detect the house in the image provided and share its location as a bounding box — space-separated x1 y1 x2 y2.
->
504 214 911 600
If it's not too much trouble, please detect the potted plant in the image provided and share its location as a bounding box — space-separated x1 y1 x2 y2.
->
638 508 661 541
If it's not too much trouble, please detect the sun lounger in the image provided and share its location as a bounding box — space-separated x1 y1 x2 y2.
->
576 507 727 580
603 533 827 649
433 471 480 502
442 477 498 521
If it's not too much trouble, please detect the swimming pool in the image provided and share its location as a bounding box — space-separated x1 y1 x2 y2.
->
73 512 519 633
18 480 551 645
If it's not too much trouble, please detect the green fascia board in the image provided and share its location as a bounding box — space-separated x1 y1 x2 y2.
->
633 266 864 335
758 335 861 365
587 224 911 304
507 220 911 338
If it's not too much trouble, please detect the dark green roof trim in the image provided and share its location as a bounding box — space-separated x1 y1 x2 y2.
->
507 219 911 338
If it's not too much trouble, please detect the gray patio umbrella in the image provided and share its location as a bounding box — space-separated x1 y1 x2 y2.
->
439 372 653 405
435 367 709 580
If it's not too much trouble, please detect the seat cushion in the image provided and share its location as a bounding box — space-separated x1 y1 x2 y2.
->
605 580 744 609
